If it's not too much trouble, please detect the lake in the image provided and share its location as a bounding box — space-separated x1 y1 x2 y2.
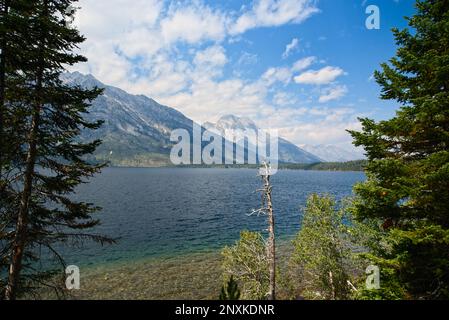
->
63 168 365 269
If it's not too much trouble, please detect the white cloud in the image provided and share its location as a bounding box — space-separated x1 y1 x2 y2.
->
262 67 292 86
279 120 361 148
275 107 362 148
194 45 228 68
294 66 345 85
160 3 228 44
291 56 316 72
231 0 319 34
161 78 270 123
118 28 164 57
130 53 192 96
273 91 298 106
237 52 258 66
282 38 299 59
77 0 163 40
249 105 363 151
319 85 348 103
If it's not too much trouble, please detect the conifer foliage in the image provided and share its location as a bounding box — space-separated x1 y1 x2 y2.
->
219 276 241 300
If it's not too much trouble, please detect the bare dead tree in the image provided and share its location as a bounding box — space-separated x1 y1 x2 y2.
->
329 271 336 300
250 162 276 300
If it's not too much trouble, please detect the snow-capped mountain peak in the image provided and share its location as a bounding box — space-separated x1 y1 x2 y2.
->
204 115 322 164
204 115 258 132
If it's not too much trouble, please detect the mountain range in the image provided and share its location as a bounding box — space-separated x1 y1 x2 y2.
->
62 72 361 166
203 115 321 164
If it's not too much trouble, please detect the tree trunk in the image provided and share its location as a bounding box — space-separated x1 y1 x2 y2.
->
4 80 42 300
329 271 336 300
4 0 46 300
262 167 275 300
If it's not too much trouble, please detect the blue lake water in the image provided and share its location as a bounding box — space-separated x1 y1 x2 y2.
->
63 168 365 267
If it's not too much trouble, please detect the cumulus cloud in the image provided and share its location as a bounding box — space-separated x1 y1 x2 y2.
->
160 3 228 44
273 91 298 106
261 67 292 86
282 38 299 59
279 120 360 148
130 53 191 97
76 0 163 39
231 0 319 34
161 78 270 123
292 56 316 72
237 52 258 66
194 45 228 68
275 107 362 148
319 85 348 103
294 66 345 85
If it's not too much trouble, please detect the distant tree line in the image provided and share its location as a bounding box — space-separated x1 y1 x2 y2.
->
174 160 368 172
280 160 367 172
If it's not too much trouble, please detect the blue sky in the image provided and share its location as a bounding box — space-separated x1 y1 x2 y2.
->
72 0 417 152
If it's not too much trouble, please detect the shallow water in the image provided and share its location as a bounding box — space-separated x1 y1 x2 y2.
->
60 168 365 268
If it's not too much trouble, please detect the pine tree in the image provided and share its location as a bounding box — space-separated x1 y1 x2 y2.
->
219 276 241 300
349 0 449 299
1 0 113 300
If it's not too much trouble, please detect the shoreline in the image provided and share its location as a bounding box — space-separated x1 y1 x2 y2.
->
73 250 223 300
63 239 296 300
